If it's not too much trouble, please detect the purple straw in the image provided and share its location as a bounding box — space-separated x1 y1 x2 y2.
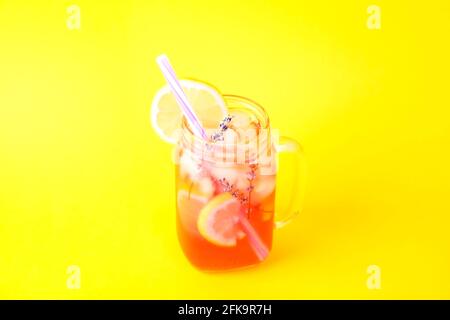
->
156 55 208 140
239 215 269 261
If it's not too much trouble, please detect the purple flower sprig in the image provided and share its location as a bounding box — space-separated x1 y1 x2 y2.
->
213 163 259 218
216 177 249 204
210 115 233 143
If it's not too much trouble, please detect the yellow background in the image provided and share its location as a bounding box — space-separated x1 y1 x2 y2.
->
1 0 449 299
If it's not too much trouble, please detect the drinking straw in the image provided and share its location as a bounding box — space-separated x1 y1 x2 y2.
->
156 54 208 140
156 54 269 262
239 215 270 261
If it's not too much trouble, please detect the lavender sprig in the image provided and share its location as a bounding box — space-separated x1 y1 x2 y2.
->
213 163 259 219
216 177 248 204
210 115 233 143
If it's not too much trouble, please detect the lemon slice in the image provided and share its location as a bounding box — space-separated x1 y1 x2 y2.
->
151 79 227 144
197 193 246 247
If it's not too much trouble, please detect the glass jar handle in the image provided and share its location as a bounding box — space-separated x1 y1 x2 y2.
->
274 136 307 229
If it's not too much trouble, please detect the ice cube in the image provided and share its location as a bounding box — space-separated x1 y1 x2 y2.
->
228 110 259 144
229 110 253 129
222 128 238 144
234 172 250 192
196 176 214 199
209 166 239 185
250 174 276 205
179 152 202 181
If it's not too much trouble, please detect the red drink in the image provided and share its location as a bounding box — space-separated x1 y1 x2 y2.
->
175 96 277 271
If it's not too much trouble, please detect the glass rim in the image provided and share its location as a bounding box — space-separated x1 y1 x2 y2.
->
180 94 270 145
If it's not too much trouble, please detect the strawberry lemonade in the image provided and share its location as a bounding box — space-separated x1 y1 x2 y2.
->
152 79 277 270
174 97 277 270
152 58 303 271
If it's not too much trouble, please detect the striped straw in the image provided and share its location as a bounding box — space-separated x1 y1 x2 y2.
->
239 215 270 261
156 55 208 140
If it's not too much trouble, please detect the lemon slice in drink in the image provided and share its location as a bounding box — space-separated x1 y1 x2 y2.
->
151 80 227 144
197 193 246 247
